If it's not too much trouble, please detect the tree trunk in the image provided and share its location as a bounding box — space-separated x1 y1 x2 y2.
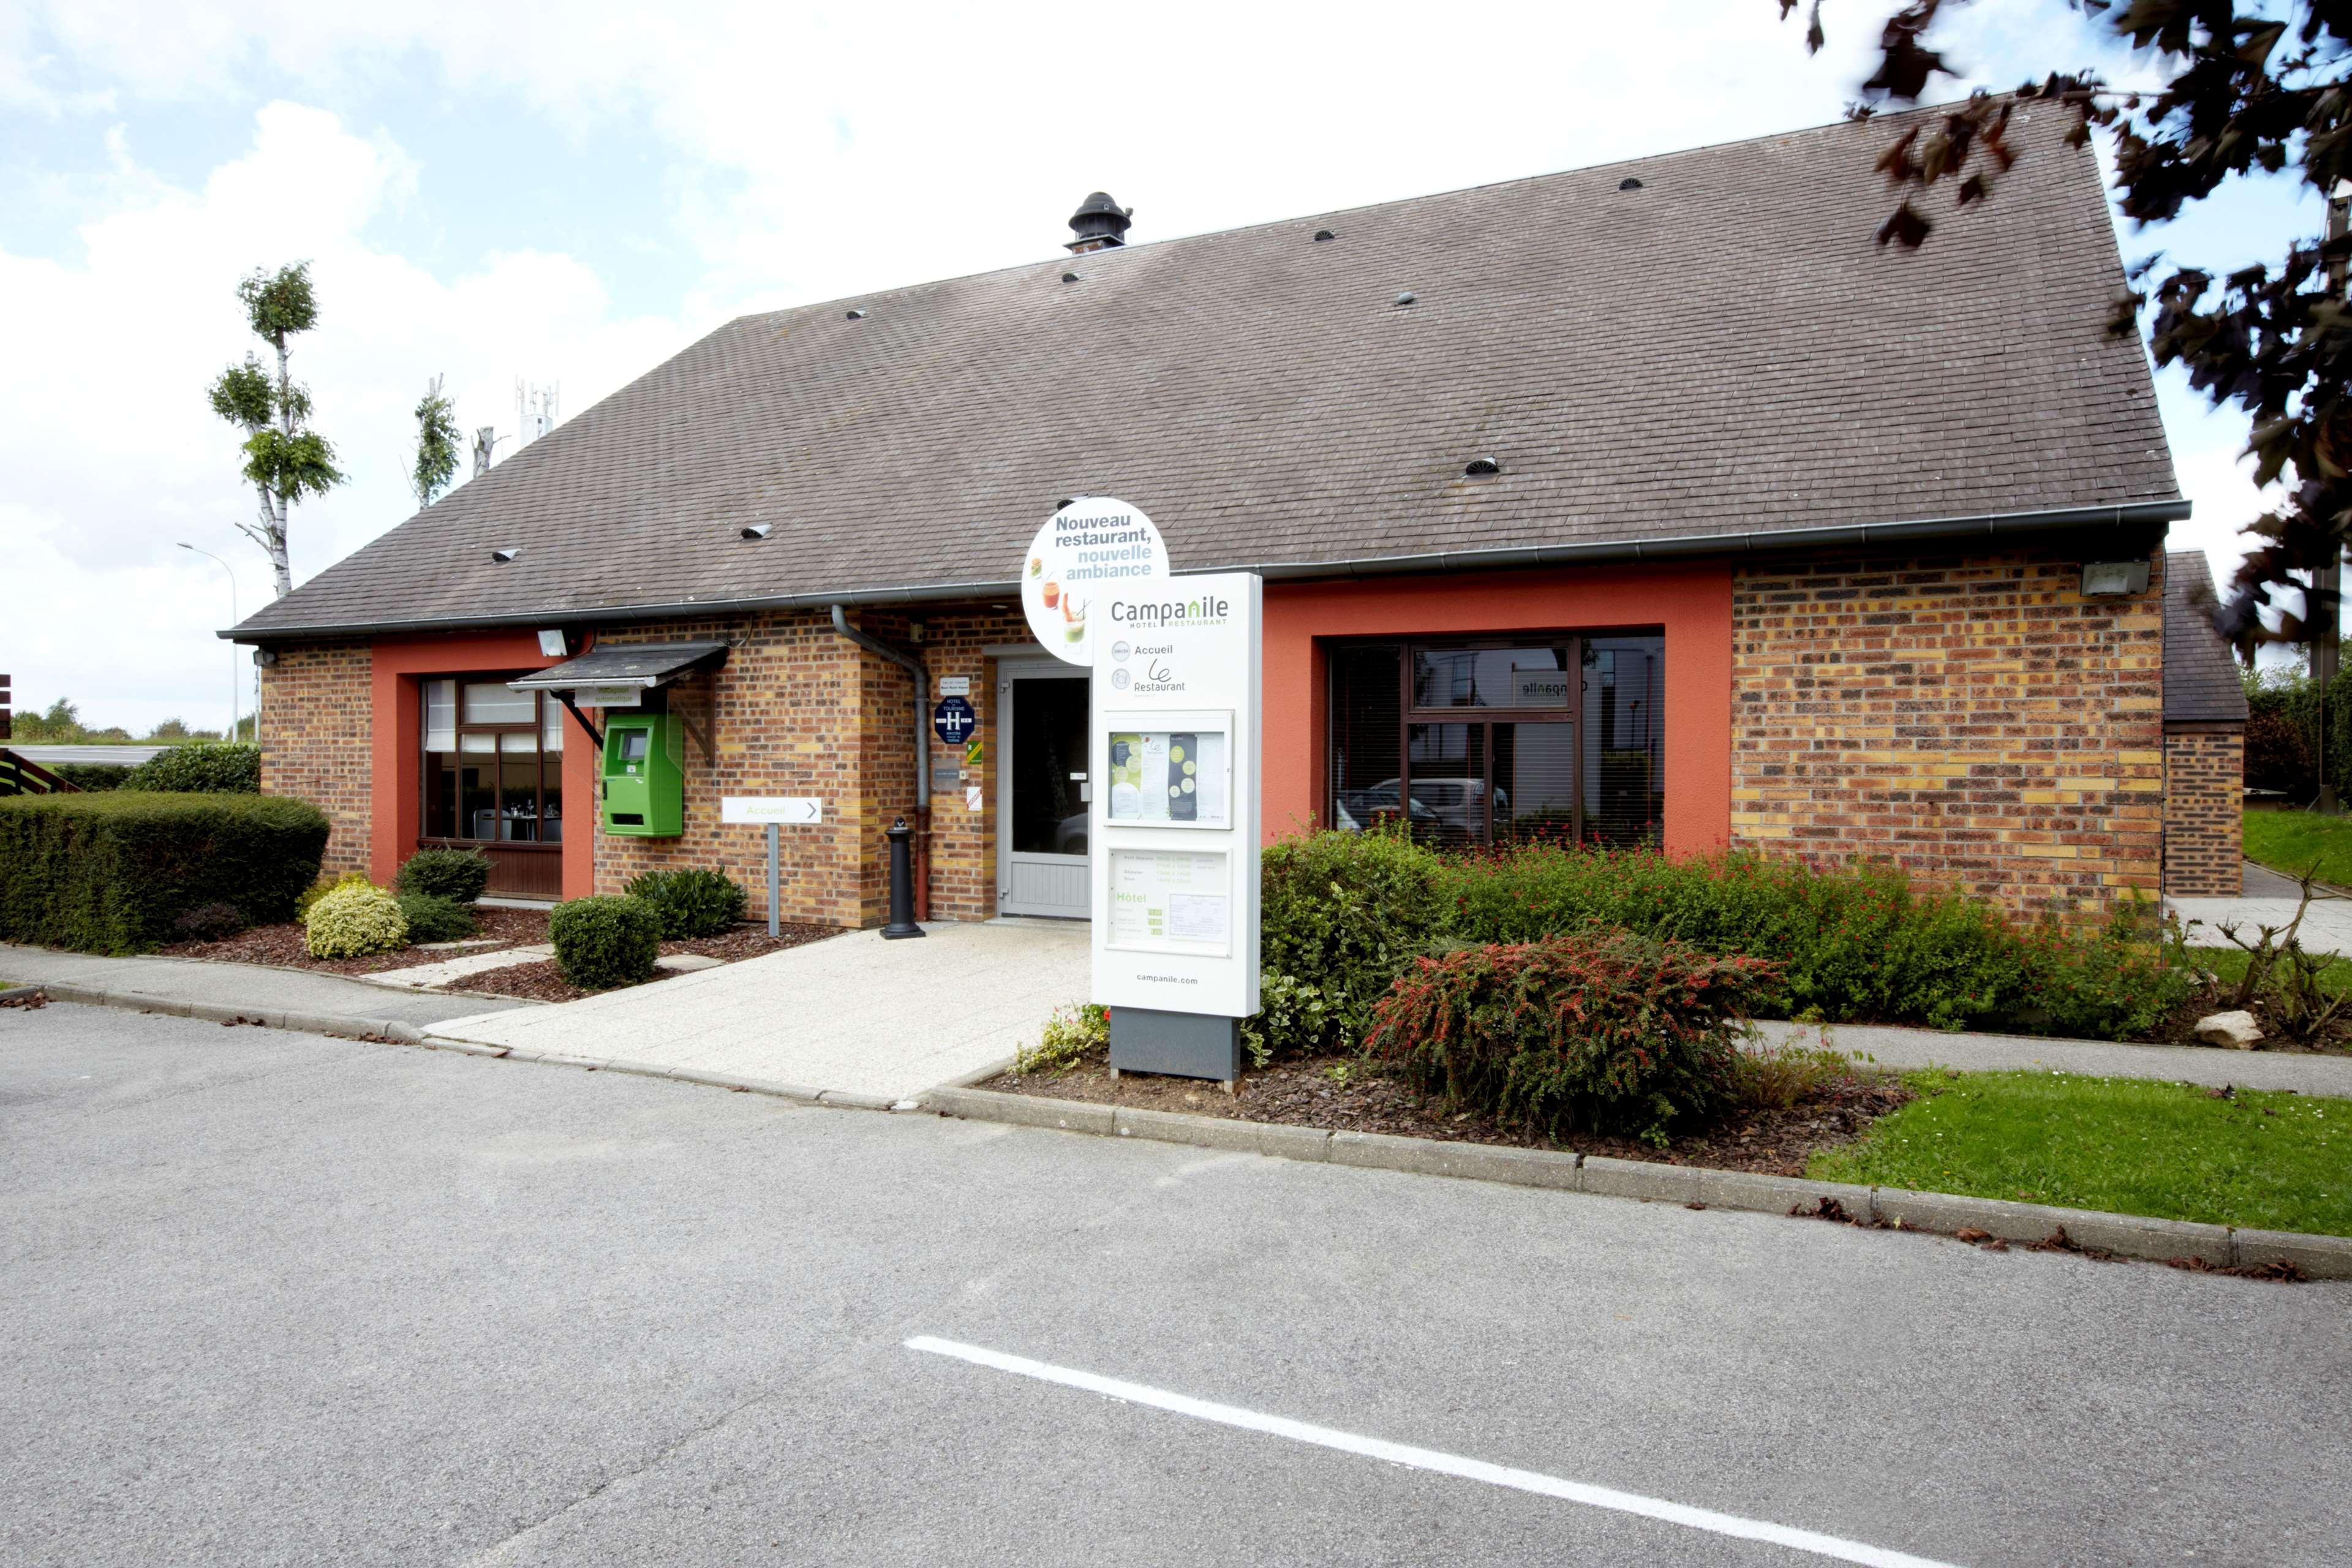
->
268 333 295 599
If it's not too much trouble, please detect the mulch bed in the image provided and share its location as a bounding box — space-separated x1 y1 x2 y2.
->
2140 992 2352 1054
157 907 554 976
982 1052 1912 1175
448 923 839 1003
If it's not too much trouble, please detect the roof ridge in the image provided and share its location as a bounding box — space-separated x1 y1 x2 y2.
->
733 96 2038 330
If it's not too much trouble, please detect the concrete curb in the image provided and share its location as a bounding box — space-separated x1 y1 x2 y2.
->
16 982 425 1044
917 1085 2352 1280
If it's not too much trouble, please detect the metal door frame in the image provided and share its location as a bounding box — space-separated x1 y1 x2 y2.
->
996 658 1091 918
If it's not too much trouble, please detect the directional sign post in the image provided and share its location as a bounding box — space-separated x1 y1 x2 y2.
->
722 797 824 935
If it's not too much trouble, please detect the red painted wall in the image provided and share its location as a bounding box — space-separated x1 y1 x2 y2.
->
369 633 597 898
1261 564 1733 859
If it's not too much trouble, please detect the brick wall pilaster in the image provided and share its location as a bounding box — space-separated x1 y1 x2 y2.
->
2163 726 2243 896
257 641 372 876
1731 547 2165 917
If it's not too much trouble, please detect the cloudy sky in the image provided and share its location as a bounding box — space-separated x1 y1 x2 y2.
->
1 0 2315 734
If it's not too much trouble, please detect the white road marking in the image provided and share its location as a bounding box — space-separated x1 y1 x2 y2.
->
905 1336 1961 1568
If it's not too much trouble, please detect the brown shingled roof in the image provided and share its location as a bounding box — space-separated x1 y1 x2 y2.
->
2165 549 2250 725
235 101 2180 639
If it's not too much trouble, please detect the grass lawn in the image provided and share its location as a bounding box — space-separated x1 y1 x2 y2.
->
1808 1071 2352 1237
2241 807 2352 888
2186 944 2352 1001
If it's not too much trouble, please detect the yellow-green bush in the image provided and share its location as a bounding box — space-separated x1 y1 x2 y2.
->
297 870 373 922
304 881 409 958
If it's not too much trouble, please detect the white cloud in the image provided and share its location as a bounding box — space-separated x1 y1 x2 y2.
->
0 100 693 731
1 0 2319 726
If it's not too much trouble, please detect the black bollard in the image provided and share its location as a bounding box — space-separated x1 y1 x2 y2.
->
881 816 925 939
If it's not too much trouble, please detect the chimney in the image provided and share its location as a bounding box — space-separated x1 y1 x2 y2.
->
1066 192 1133 254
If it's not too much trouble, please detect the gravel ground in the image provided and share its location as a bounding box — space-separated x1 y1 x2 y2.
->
156 907 553 974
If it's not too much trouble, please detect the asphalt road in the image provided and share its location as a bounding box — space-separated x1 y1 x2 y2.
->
4 1002 2347 1567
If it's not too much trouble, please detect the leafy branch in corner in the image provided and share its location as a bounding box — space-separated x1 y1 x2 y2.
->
1782 2 2352 641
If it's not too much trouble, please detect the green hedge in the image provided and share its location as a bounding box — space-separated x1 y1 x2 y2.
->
1251 831 2195 1047
123 743 261 794
0 791 329 953
549 894 662 989
1246 824 1450 1061
395 846 492 905
51 762 133 792
623 867 747 938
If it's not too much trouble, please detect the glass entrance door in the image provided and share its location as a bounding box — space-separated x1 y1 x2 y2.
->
997 665 1091 919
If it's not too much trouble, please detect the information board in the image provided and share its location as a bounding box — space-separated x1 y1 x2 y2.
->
1089 573 1262 1019
1106 849 1232 955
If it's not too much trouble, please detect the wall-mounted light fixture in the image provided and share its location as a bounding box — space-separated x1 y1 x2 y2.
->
2080 561 2150 597
537 629 569 658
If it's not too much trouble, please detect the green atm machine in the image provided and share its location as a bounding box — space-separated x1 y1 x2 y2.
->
600 712 685 836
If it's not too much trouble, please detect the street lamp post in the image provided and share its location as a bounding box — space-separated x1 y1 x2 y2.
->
178 543 238 741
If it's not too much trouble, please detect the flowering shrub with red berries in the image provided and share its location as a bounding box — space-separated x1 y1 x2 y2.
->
1364 929 1781 1143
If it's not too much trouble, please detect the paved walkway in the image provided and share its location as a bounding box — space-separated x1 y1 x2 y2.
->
425 918 1091 1102
1753 1017 2352 1098
2166 858 2352 957
355 944 556 991
0 944 534 1029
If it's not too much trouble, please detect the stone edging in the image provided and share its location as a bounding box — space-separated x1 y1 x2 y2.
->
919 1085 2352 1281
419 1033 898 1110
4 982 429 1044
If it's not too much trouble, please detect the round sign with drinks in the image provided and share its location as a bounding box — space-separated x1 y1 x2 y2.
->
1021 497 1169 666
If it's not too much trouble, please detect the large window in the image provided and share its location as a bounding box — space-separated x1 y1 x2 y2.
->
1328 634 1663 848
421 677 566 845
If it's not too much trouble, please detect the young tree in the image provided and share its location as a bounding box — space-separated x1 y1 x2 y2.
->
412 374 461 508
1783 2 2352 646
206 263 346 599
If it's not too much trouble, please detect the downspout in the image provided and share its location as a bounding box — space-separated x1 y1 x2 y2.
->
831 604 930 922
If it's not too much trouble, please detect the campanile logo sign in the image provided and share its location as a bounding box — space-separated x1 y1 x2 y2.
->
1021 497 1169 665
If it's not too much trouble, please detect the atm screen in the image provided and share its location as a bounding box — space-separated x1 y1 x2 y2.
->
620 731 650 762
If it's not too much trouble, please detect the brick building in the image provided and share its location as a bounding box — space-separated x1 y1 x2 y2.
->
230 104 2217 925
2160 551 2249 897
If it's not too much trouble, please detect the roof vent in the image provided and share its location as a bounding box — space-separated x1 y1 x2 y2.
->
741 523 772 540
1066 191 1133 254
1619 177 1643 191
491 546 521 564
845 308 865 320
1464 456 1502 477
1313 229 1335 242
1055 497 1075 512
1061 271 1080 284
1394 291 1417 307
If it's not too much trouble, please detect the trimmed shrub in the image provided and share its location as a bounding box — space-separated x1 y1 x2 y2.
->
0 791 328 953
622 867 748 938
52 762 132 792
394 846 493 905
172 900 247 943
298 870 374 922
2017 902 2198 1041
1439 845 2033 1033
394 892 477 944
1366 929 1777 1144
549 894 662 989
1251 824 1450 1059
123 743 261 793
305 881 409 958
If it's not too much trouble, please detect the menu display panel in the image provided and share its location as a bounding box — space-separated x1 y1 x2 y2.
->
1106 849 1232 956
1105 720 1229 828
